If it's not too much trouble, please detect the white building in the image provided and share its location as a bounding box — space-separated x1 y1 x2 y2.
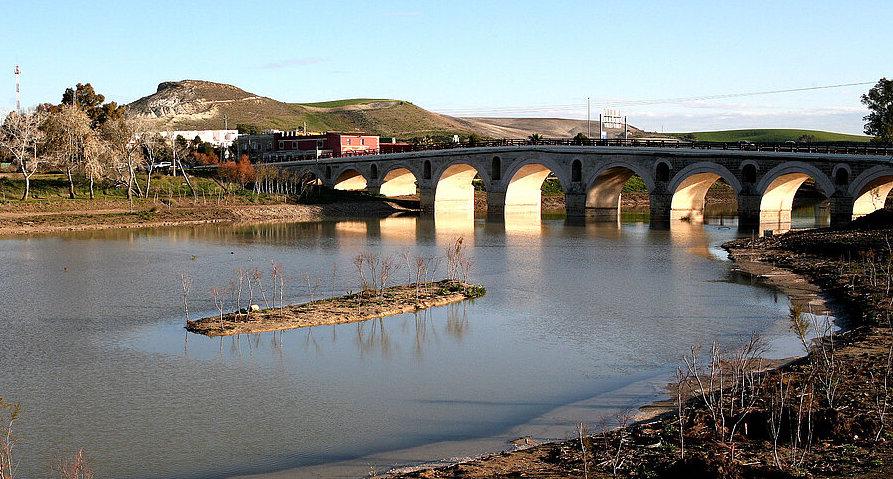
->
159 129 239 147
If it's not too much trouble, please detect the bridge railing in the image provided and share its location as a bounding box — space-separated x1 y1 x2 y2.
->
260 138 893 163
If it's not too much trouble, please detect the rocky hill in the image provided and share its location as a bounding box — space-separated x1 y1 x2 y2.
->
126 80 642 139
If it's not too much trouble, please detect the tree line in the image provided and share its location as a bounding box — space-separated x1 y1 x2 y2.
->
0 83 297 203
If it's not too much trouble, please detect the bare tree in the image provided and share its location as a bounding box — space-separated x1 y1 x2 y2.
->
363 252 380 292
234 268 245 314
58 449 93 479
0 397 21 479
211 287 225 329
872 320 893 441
379 255 397 297
401 251 414 284
459 257 474 285
180 272 192 323
673 367 689 459
82 135 110 200
44 105 92 199
251 267 268 309
0 110 46 200
303 272 318 302
445 237 464 281
353 254 368 293
100 115 145 204
414 256 428 302
270 262 285 317
579 422 589 479
138 132 166 198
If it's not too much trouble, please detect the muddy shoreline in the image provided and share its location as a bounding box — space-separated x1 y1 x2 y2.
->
384 213 893 478
0 197 415 236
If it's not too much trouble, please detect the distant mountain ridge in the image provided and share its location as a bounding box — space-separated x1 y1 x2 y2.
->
125 80 641 139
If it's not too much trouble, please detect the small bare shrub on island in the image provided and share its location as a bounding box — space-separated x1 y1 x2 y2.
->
185 238 485 336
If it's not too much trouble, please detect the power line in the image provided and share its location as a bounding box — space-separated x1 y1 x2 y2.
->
613 81 875 107
435 81 874 116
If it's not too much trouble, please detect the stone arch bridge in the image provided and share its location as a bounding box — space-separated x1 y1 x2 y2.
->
271 146 893 227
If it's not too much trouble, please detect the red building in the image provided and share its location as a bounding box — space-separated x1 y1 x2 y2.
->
271 132 379 158
379 140 413 154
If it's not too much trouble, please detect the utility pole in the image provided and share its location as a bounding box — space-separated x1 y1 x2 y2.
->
14 65 21 113
598 113 603 142
623 116 628 140
587 97 591 138
171 131 177 177
221 114 229 160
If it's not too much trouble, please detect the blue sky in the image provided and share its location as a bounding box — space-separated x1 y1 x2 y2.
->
2 0 890 133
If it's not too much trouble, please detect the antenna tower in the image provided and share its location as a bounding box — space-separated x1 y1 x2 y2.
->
14 65 21 112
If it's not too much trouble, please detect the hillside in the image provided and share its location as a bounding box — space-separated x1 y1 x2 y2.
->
126 80 644 139
127 80 487 138
666 128 870 143
462 117 646 138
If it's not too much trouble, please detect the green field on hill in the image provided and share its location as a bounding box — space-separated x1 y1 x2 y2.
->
668 129 870 143
298 98 397 108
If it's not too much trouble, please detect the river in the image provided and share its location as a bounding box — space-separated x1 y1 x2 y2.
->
0 208 829 478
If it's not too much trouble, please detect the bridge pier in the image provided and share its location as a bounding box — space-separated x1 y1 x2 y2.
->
565 192 586 218
365 180 383 196
649 192 672 227
418 185 436 216
487 190 506 219
737 194 761 227
829 194 855 227
588 207 620 221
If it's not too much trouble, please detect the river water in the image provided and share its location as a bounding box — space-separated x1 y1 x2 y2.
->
0 209 828 478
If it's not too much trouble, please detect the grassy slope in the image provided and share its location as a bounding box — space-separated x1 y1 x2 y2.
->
297 98 394 108
0 174 232 203
668 129 870 143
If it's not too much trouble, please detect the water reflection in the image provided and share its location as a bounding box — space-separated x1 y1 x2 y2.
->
0 211 827 479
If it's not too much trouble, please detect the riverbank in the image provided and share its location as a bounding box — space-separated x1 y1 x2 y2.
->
0 173 740 236
0 193 417 236
186 279 486 337
387 211 893 478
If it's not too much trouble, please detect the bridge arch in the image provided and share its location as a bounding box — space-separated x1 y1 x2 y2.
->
850 165 893 218
832 163 852 188
491 156 502 181
667 162 742 221
434 162 488 213
740 161 759 185
757 162 834 224
585 161 654 219
332 167 368 191
654 160 672 183
502 158 569 215
571 160 582 183
379 164 419 197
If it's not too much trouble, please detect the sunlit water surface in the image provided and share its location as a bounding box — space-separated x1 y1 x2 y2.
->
0 207 829 478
